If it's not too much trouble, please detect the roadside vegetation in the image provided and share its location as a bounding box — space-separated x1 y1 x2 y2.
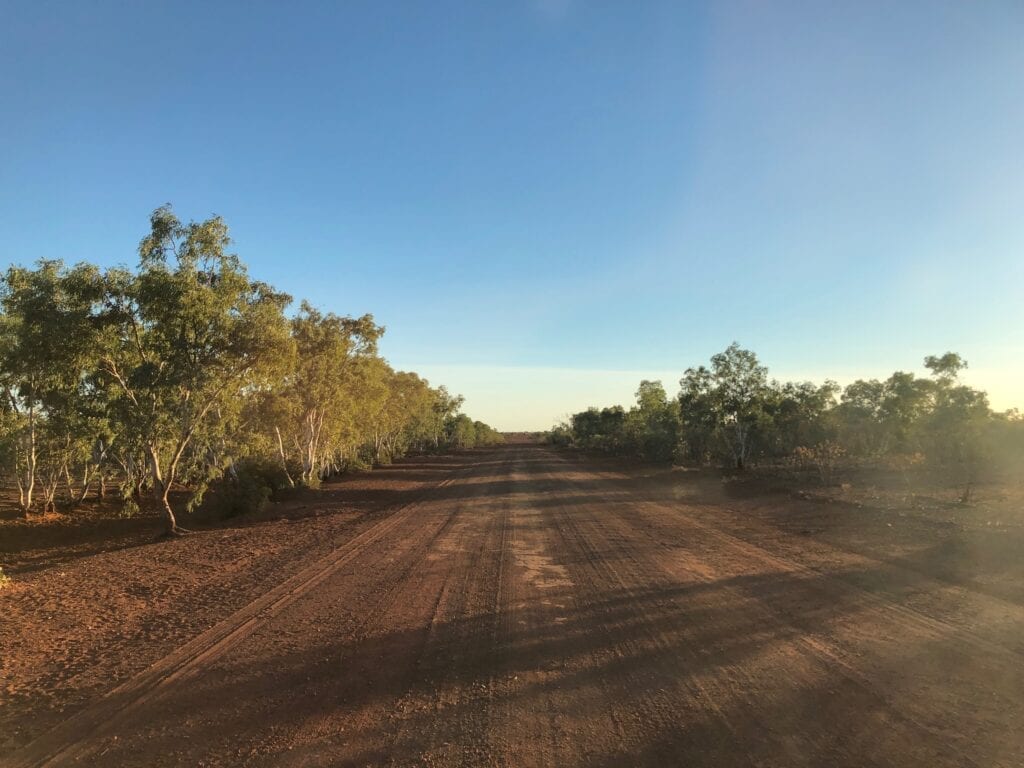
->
548 343 1023 502
0 206 501 534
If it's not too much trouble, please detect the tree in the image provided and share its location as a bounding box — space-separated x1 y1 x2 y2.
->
877 371 931 452
98 206 293 533
764 380 838 458
924 352 967 383
570 406 627 453
710 343 771 469
556 344 1016 490
834 371 931 458
624 380 679 462
919 354 989 502
834 379 889 457
274 302 382 485
677 343 769 469
473 421 504 446
0 261 106 513
447 414 477 450
430 387 464 449
678 366 717 464
0 206 500 531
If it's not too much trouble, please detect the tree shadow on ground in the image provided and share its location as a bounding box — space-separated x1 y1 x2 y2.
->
51 556 1024 768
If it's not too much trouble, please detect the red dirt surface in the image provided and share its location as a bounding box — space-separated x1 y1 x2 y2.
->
2 445 1023 766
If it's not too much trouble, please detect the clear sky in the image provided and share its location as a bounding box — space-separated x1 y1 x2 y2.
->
2 1 1022 429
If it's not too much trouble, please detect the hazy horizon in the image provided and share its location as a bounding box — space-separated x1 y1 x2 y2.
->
405 360 1023 432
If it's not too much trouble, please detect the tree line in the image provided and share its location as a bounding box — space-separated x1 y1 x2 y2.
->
0 207 502 533
548 343 1023 500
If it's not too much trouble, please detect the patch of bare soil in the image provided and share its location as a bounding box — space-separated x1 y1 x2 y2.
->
578 453 1024 607
3 446 1023 767
0 453 469 756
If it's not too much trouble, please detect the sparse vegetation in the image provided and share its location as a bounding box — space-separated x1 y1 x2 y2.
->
792 441 846 486
550 343 1024 497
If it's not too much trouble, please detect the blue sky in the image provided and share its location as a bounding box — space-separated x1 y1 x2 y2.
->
2 1 1022 429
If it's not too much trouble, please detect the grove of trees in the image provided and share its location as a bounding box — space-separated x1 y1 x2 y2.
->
549 343 1023 500
0 207 502 532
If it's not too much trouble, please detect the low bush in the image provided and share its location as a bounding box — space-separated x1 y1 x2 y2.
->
793 441 846 485
195 459 292 520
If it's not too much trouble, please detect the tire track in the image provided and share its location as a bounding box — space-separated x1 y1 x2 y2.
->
4 468 469 768
10 445 1020 767
483 451 609 766
537 461 761 764
551 451 1024 664
384 476 506 765
235 479 475 767
541 449 990 766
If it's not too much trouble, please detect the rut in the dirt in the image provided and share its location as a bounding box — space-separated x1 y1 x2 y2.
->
5 445 1024 767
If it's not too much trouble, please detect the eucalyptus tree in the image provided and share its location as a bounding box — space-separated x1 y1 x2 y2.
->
834 379 890 457
677 365 717 464
0 260 106 512
430 386 464 449
834 370 932 458
919 353 990 501
557 345 1018 481
0 206 519 526
473 421 504 446
570 406 626 453
393 374 443 453
97 206 293 533
446 413 477 450
763 380 839 457
624 380 679 462
276 302 382 485
676 344 770 469
708 343 770 469
877 371 932 452
370 369 436 461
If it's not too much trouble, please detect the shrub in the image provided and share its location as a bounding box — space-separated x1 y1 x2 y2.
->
196 458 291 520
118 496 140 519
793 440 846 485
546 423 573 446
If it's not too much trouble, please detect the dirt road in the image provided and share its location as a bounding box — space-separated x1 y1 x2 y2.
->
5 444 1023 766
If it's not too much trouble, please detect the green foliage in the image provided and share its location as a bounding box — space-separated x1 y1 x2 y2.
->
194 458 290 520
437 413 503 451
763 380 839 457
622 381 679 462
118 497 141 519
676 344 776 468
265 301 381 485
0 206 496 529
565 381 680 462
473 421 505 446
556 344 1012 492
571 406 627 454
0 260 107 511
918 358 990 501
94 207 295 531
545 422 573 446
446 414 477 450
